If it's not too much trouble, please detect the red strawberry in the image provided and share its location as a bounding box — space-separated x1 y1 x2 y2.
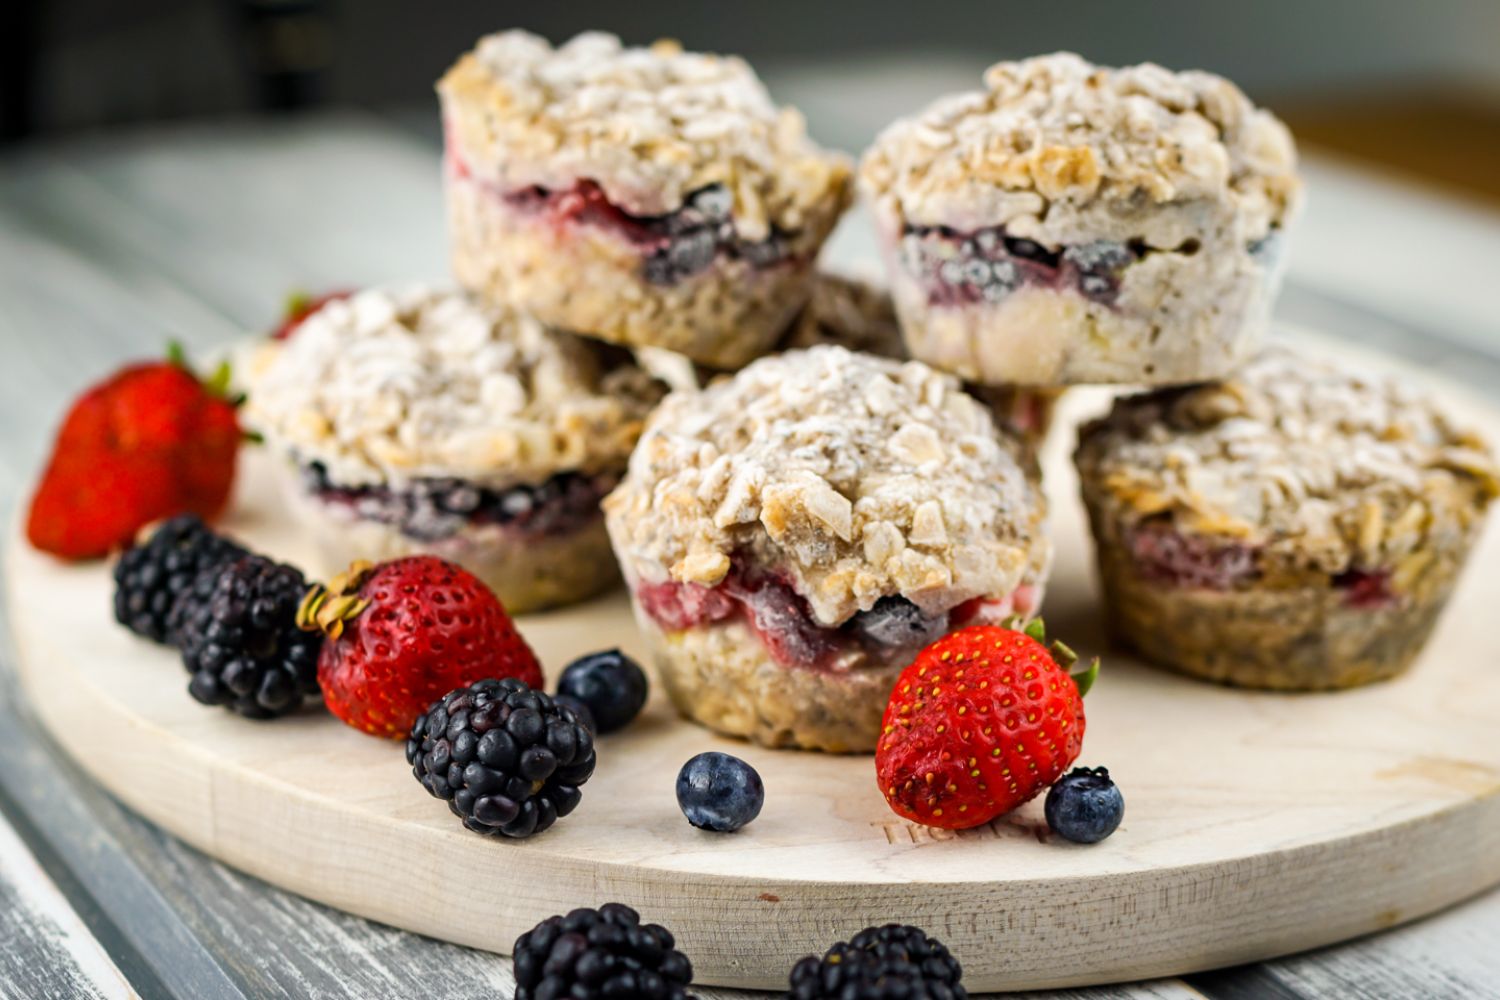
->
298 557 543 739
25 346 242 560
271 288 353 340
875 619 1097 830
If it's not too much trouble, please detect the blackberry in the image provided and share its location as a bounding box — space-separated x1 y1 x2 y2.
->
513 903 694 1000
786 925 966 1000
175 555 323 719
112 515 246 644
407 678 595 839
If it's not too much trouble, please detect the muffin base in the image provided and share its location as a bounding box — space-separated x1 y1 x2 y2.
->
447 176 822 369
635 615 908 754
1090 533 1472 691
279 477 618 614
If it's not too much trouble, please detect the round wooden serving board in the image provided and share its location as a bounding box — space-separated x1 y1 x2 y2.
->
8 351 1500 993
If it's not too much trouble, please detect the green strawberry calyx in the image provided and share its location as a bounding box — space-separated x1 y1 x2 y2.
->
1002 615 1101 697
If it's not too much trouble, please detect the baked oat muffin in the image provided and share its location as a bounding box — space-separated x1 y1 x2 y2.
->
780 271 1061 446
860 52 1301 386
604 345 1049 752
439 30 853 368
246 285 665 613
1075 347 1498 689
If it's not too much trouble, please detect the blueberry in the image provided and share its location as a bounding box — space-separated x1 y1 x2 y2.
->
1044 766 1124 844
675 752 764 833
556 649 649 735
849 596 947 649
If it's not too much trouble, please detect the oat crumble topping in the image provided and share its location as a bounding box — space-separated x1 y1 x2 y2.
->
246 285 664 490
859 52 1299 239
1076 346 1498 573
439 30 851 240
604 345 1048 624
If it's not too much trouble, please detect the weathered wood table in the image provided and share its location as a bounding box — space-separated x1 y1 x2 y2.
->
2 105 1499 999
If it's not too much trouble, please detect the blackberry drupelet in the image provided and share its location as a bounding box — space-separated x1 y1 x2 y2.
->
786 924 966 1000
513 903 694 1000
175 555 323 719
112 515 246 644
407 678 595 839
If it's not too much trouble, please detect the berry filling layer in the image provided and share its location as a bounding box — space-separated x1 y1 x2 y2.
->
636 561 1038 670
445 140 794 286
301 462 615 544
896 223 1281 310
1127 521 1399 609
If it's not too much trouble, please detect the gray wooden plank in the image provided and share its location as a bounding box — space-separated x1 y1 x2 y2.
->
0 803 137 1000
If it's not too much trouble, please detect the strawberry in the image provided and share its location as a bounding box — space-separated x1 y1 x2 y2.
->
271 288 353 340
875 619 1098 830
298 557 543 739
25 345 242 560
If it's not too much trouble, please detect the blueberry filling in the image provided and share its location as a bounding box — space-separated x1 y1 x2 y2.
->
899 225 1143 308
502 180 792 286
302 462 614 543
637 563 955 670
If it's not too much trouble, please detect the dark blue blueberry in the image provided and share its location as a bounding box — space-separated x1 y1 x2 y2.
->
675 752 764 833
848 596 948 649
1044 766 1124 844
556 649 649 735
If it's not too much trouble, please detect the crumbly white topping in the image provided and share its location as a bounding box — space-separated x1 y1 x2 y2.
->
438 30 852 239
1076 346 1498 572
859 52 1299 238
246 285 664 489
604 345 1048 625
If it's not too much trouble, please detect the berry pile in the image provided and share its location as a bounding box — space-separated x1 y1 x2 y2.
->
513 904 694 1000
407 678 595 839
113 515 246 644
787 924 966 1000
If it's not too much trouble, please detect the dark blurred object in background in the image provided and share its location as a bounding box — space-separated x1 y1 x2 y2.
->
237 0 333 112
5 0 1500 203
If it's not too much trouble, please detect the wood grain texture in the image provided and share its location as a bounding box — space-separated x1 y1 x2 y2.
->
0 808 136 999
9 360 1500 992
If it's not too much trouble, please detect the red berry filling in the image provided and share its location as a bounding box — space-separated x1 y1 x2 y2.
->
1333 568 1398 609
1129 521 1400 608
1127 522 1258 590
444 137 793 287
636 561 1033 670
303 462 614 543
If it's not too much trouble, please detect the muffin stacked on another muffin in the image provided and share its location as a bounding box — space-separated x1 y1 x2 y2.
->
604 345 1049 752
1075 347 1498 689
247 285 664 613
439 30 853 369
860 52 1300 387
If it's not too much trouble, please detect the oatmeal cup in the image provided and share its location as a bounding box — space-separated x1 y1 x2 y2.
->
1075 347 1498 690
246 285 665 614
859 52 1301 386
604 345 1050 752
438 30 852 369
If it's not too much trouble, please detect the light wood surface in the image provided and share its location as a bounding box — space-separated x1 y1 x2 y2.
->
8 353 1500 992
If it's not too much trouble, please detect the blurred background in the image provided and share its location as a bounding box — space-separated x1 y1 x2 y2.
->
6 0 1500 202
